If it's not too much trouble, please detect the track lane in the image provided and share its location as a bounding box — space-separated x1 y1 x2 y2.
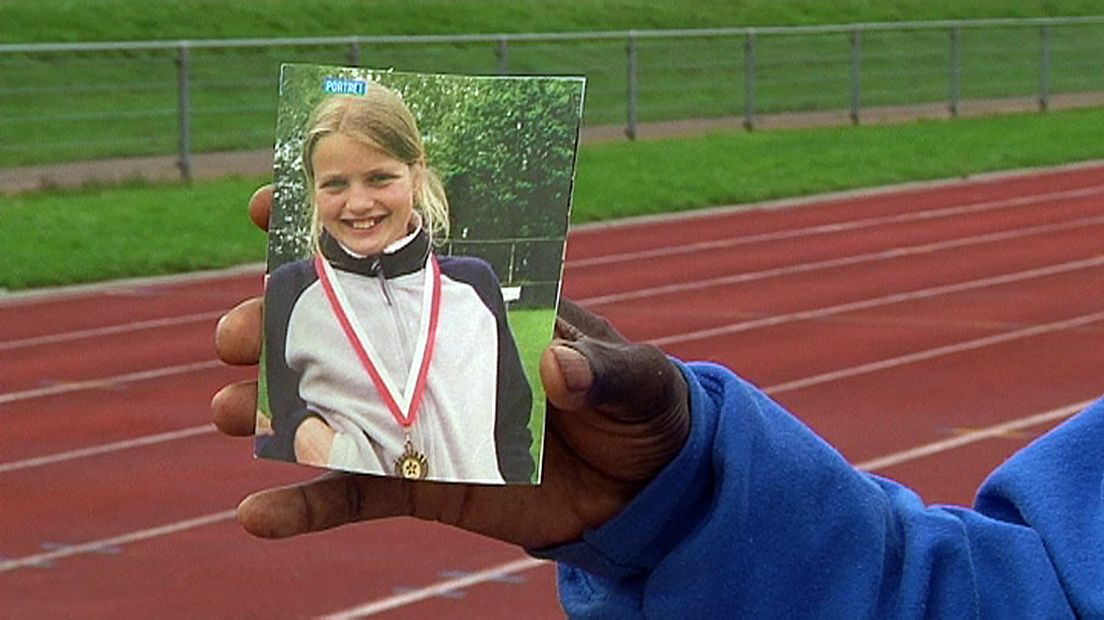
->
1 514 548 619
616 254 1104 345
771 327 1104 470
6 253 1099 466
0 272 261 342
4 163 1103 617
564 165 1104 261
5 215 1101 399
0 366 252 462
565 190 1104 295
1 320 225 393
2 394 1095 613
648 267 1104 386
2 308 1095 573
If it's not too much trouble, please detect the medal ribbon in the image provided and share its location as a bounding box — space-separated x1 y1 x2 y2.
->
314 254 442 428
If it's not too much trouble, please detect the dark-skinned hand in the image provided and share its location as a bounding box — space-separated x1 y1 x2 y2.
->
211 185 690 550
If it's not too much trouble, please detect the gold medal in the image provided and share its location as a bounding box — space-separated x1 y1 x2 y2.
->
395 438 428 480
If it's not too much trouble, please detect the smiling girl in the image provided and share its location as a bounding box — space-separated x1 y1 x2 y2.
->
261 87 534 484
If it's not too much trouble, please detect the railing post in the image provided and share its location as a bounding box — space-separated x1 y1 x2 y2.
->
1039 24 1052 112
625 31 638 140
744 31 757 130
175 44 192 182
348 39 361 66
850 29 862 125
948 26 961 118
508 240 517 284
496 36 509 75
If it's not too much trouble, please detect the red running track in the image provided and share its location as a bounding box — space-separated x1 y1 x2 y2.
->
2 163 1103 618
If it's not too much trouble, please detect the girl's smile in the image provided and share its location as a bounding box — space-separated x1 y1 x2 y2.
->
312 132 422 256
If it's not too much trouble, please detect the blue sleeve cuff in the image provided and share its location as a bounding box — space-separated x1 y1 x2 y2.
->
530 360 725 578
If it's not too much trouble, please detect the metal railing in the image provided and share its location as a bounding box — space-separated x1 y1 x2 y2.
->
2 17 1103 180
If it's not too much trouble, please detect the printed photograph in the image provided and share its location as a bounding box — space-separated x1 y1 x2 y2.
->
256 63 585 485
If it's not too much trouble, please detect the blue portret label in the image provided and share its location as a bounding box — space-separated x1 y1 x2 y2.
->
323 77 368 95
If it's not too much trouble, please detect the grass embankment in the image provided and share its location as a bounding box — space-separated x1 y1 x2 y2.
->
4 106 1104 291
0 177 262 289
3 1 1101 43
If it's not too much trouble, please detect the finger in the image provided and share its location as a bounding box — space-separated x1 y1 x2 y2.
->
215 297 263 365
237 474 411 539
293 417 336 466
249 185 273 231
556 299 626 343
211 380 258 436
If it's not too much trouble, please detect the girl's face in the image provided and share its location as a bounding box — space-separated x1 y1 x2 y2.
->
312 132 421 257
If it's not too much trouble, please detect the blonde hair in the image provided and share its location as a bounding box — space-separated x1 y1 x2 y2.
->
302 86 450 250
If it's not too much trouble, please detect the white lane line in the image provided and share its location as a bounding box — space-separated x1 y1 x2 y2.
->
0 425 215 474
763 310 1104 395
579 214 1104 306
0 360 224 405
569 184 1104 268
4 256 1101 406
0 397 1091 581
7 310 1100 476
0 262 264 307
0 510 237 573
648 254 1104 347
0 311 224 352
318 557 549 619
854 400 1094 471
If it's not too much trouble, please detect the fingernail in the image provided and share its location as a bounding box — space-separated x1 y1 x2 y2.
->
551 345 592 392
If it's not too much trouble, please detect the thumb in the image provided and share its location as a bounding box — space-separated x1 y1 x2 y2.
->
540 344 593 413
541 338 687 423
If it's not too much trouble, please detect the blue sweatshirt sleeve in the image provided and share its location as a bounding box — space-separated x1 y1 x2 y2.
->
535 362 1103 618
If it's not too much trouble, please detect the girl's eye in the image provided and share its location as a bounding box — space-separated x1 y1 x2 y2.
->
319 178 347 191
368 173 397 186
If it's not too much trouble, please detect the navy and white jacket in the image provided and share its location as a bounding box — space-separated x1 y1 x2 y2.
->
261 229 534 484
539 362 1104 617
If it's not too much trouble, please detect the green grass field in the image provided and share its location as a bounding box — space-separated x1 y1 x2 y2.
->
4 105 1104 292
3 1 1103 43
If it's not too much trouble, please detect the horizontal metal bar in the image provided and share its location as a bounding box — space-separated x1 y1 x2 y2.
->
190 104 276 116
0 108 174 124
0 82 175 96
0 134 175 151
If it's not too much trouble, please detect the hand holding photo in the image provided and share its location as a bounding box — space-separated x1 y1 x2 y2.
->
257 64 585 485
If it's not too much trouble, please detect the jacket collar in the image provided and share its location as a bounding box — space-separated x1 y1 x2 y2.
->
320 228 430 278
